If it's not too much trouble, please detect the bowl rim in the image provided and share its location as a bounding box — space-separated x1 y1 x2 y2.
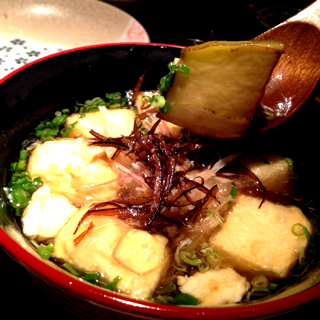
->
0 42 185 86
0 42 319 319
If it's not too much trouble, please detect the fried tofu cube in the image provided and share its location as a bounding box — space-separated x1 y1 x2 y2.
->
21 185 77 242
209 194 312 279
27 139 119 205
240 154 293 198
65 108 136 139
177 268 249 306
53 206 170 300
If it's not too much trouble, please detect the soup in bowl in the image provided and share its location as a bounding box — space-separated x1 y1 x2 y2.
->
0 43 320 320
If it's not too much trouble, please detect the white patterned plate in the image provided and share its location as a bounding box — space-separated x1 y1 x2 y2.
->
0 0 149 78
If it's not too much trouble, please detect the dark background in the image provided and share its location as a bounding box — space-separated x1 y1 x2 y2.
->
104 0 314 44
1 0 318 319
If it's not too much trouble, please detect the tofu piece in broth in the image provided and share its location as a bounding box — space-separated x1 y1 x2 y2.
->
209 194 312 279
21 185 78 242
177 268 250 306
53 206 170 300
27 139 119 206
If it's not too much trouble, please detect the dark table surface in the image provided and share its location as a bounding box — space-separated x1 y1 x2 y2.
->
1 0 319 319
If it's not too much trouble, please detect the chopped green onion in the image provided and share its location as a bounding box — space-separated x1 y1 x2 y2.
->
10 162 17 173
62 263 81 277
251 286 270 294
9 187 30 212
84 272 99 284
268 283 277 292
206 250 223 269
173 264 187 272
79 114 86 118
229 186 237 198
158 72 174 94
172 293 199 306
33 177 43 187
180 251 201 266
21 139 30 146
161 282 176 294
157 62 189 95
150 95 166 109
52 114 68 126
79 105 99 113
251 275 269 288
191 253 199 260
158 101 171 114
46 243 54 252
200 242 210 249
38 244 54 260
16 150 28 171
284 157 294 175
105 276 122 290
198 260 210 273
105 92 122 99
157 295 174 304
131 105 139 116
168 62 190 74
60 121 78 138
62 108 70 114
292 223 312 245
35 121 59 140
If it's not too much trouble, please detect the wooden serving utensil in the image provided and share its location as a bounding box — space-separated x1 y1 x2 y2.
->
252 0 320 131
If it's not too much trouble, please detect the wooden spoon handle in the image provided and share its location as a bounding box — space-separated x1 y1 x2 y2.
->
254 1 320 130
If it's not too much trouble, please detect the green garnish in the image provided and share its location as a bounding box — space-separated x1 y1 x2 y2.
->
16 150 28 171
75 92 128 113
180 251 201 266
150 95 166 109
5 169 43 216
158 62 190 95
52 114 69 125
60 121 78 138
84 272 99 284
168 62 190 74
62 263 81 277
191 253 199 260
156 295 174 304
34 111 72 140
251 275 269 288
172 293 198 306
268 283 277 292
291 223 311 245
79 114 86 118
0 189 14 226
131 105 139 116
251 286 270 294
173 264 187 272
198 260 210 273
229 186 237 198
155 61 189 114
144 94 171 114
37 243 54 260
206 250 223 269
284 157 294 175
161 282 177 294
105 276 122 290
